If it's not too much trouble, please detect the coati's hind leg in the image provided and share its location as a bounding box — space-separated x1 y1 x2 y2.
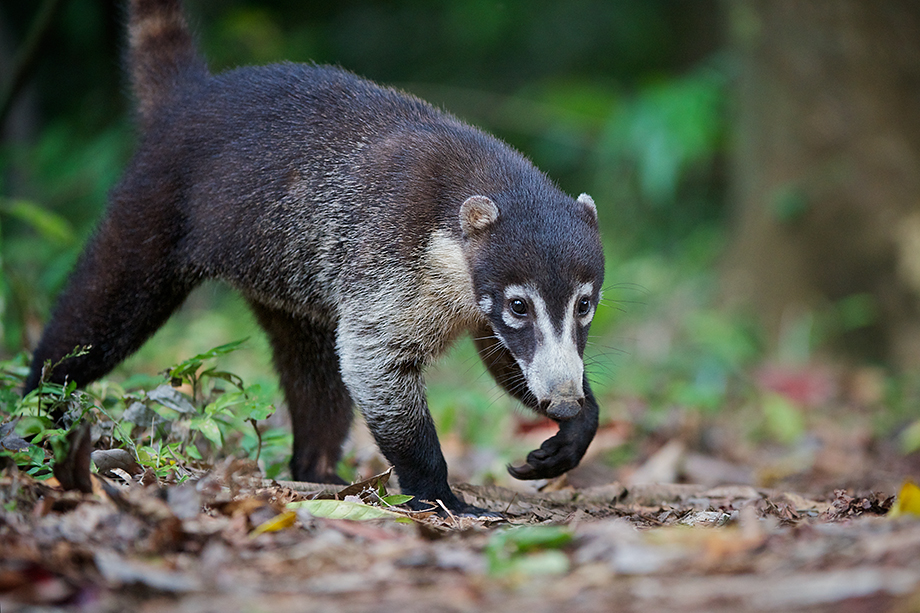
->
473 324 599 481
249 303 353 484
25 193 196 395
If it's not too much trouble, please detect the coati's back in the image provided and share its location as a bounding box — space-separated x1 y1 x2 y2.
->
127 0 559 318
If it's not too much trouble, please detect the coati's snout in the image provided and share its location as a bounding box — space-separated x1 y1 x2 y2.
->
521 305 589 420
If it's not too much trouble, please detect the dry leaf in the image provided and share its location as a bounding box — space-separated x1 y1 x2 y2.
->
889 481 920 519
250 510 298 537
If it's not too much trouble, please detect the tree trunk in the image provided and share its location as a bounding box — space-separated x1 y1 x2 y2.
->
722 0 920 367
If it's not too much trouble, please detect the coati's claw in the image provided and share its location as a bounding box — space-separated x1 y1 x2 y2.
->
455 505 504 520
506 462 536 480
506 439 579 480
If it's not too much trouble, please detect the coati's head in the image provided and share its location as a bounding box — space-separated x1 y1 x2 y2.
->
460 190 604 421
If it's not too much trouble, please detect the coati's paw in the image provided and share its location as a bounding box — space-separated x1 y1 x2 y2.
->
404 492 503 519
506 433 581 480
507 399 598 480
451 504 504 520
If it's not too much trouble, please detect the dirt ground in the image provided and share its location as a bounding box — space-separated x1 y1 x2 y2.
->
2 441 919 613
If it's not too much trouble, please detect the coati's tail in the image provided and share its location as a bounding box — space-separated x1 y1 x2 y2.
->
127 0 208 129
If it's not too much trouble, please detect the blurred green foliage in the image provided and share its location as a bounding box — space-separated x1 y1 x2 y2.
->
0 0 726 352
6 0 822 478
486 525 573 576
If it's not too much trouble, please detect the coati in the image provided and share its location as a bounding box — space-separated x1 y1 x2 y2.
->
24 0 605 516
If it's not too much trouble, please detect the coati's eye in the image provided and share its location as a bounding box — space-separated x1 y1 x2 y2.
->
509 298 528 317
576 297 591 316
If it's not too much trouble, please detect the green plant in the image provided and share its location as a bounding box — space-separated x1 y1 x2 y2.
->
129 340 283 478
0 340 287 482
485 525 573 577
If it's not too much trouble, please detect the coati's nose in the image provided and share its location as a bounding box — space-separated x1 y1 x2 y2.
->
540 394 585 421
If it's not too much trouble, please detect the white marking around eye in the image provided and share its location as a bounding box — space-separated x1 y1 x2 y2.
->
574 282 596 325
501 285 528 329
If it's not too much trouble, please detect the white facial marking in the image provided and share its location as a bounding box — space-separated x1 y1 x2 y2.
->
478 294 493 315
527 289 582 401
500 283 597 410
501 284 528 329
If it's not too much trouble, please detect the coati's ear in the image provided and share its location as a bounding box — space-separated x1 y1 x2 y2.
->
460 195 499 237
576 193 598 225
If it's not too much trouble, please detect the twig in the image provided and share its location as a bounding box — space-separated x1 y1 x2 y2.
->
435 498 457 527
247 418 262 462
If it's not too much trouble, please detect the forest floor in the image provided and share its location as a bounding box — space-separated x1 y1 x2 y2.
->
2 403 920 613
1 356 920 613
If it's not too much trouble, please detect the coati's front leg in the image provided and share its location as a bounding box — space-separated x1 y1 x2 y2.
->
249 303 352 483
336 319 489 515
473 329 598 480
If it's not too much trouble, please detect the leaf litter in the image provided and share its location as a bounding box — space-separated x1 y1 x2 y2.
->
3 343 920 611
2 450 920 613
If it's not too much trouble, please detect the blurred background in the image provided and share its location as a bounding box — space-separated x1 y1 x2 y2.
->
1 0 919 492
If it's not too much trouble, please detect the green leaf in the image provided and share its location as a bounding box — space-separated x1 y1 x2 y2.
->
200 369 245 390
189 417 223 447
1 198 74 245
205 391 246 415
500 550 570 576
761 392 805 444
381 494 414 506
245 403 275 421
168 339 249 377
0 443 48 473
289 499 407 521
136 446 156 465
490 525 573 553
13 416 54 437
29 427 67 446
485 526 573 577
